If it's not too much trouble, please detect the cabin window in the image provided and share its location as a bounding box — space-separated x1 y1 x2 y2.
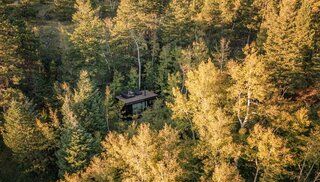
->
132 101 147 114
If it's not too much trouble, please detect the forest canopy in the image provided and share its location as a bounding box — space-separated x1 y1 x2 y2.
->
0 0 320 181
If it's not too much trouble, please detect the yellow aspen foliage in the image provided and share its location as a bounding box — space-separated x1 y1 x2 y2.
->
247 124 292 181
212 162 244 182
228 44 272 128
64 124 185 182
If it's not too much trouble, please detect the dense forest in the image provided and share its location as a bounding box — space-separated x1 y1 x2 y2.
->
0 0 320 181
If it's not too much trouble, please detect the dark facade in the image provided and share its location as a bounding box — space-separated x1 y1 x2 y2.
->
116 90 158 116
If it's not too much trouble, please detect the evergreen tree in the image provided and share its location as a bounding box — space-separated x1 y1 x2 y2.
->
2 97 50 173
294 0 317 84
127 67 139 91
72 70 107 135
264 0 315 94
156 45 181 94
161 0 194 46
109 70 124 96
62 0 107 85
56 96 97 177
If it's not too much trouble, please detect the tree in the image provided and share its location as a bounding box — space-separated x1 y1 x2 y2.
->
56 96 97 177
110 0 162 80
161 0 194 46
169 61 238 179
264 0 315 95
109 70 124 96
62 0 107 85
156 45 181 94
212 162 244 182
127 67 139 91
2 97 51 173
104 85 123 131
64 124 185 181
72 70 107 135
246 124 291 182
227 44 271 128
180 39 210 69
294 0 317 84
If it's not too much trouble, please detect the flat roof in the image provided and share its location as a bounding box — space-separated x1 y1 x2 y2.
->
116 90 158 105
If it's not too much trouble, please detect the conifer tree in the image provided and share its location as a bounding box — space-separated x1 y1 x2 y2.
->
2 97 49 173
294 0 316 83
161 0 194 46
56 96 97 177
109 70 124 96
264 0 315 94
156 45 181 94
63 0 107 85
72 70 107 135
127 68 139 90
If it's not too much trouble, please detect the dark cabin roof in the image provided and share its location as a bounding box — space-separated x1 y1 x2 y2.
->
116 90 158 105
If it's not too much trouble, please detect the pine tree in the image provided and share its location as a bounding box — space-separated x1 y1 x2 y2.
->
156 45 181 94
127 67 139 91
72 70 107 135
2 97 49 173
161 0 194 46
109 70 124 96
294 0 317 84
63 0 107 85
264 0 315 94
56 96 97 177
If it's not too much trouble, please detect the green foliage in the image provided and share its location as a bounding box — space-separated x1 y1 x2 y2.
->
69 70 107 135
2 97 53 173
62 0 107 85
56 96 98 177
54 0 76 20
1 0 320 181
109 70 124 96
161 0 194 46
127 67 139 91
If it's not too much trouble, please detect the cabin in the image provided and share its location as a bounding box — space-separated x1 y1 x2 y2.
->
116 90 158 116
